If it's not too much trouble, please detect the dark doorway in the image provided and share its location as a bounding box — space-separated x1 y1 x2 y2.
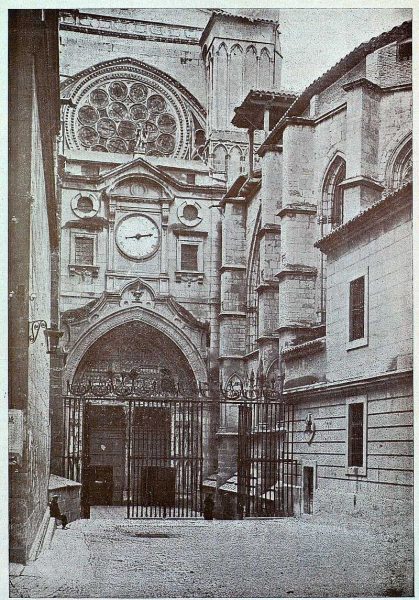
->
303 466 314 514
88 466 114 505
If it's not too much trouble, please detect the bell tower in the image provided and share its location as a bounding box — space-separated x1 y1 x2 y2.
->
200 11 282 181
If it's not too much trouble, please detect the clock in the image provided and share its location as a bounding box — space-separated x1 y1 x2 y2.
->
115 214 160 260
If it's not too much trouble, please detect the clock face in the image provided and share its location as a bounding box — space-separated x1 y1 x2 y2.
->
115 214 160 260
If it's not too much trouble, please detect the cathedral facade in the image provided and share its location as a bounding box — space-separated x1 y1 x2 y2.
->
55 10 412 522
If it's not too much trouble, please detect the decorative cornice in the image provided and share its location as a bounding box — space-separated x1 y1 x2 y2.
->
275 265 317 282
277 203 317 218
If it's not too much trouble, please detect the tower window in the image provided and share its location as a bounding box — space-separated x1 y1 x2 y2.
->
75 237 94 265
349 276 365 342
180 244 198 271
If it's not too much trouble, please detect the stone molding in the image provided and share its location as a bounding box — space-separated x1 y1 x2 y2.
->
339 175 384 192
275 264 317 282
277 203 317 218
219 264 246 273
342 77 383 94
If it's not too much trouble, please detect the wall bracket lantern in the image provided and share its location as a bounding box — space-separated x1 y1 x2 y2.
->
29 320 63 354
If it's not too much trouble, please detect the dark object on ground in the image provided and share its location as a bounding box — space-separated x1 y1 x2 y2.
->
49 496 61 519
61 514 68 529
203 494 214 520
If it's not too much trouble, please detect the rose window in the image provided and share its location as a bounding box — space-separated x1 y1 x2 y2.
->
75 79 180 156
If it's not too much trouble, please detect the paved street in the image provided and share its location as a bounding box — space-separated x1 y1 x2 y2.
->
10 507 413 598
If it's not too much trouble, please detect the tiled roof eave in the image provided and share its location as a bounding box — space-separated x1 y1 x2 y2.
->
259 20 412 151
315 182 412 253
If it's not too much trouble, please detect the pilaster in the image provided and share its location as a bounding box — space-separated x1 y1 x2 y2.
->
343 78 384 218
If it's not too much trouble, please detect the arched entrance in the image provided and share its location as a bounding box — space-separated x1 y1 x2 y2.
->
63 321 207 517
74 321 196 389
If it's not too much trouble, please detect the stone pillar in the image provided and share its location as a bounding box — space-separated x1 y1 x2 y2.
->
217 196 247 490
277 120 317 350
342 78 384 220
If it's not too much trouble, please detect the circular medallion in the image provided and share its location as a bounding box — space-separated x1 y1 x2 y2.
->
156 133 176 154
109 81 128 101
97 118 116 139
147 94 166 114
78 105 99 126
157 113 177 133
130 83 148 103
115 213 160 260
107 137 128 153
108 102 128 121
78 126 99 147
117 120 137 140
90 88 109 108
130 103 148 122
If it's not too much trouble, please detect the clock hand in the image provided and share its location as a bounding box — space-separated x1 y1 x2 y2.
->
125 233 153 239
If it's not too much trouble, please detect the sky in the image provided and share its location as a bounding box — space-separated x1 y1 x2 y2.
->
223 7 412 91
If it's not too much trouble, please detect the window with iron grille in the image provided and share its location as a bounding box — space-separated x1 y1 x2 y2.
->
349 276 365 341
180 244 198 271
75 236 94 265
348 402 364 468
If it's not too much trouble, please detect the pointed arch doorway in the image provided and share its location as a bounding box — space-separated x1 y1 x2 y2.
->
64 321 206 518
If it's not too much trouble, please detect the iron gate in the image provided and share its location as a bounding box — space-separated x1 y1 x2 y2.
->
127 398 203 517
62 394 205 518
237 401 296 517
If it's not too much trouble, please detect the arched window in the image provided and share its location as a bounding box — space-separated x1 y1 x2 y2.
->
390 138 412 189
246 241 261 353
322 156 346 230
319 156 346 323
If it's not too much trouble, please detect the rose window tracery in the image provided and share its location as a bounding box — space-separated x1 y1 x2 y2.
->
74 78 181 156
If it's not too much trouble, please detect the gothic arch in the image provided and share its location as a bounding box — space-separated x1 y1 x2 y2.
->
259 48 272 90
244 46 257 91
64 306 208 387
213 144 228 173
60 57 206 159
385 133 412 189
321 154 346 229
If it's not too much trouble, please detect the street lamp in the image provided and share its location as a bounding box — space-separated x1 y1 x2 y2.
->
29 320 63 354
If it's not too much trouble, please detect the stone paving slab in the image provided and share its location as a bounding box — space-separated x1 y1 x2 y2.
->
9 508 413 598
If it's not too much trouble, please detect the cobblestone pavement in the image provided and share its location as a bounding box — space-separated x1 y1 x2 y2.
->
9 507 413 598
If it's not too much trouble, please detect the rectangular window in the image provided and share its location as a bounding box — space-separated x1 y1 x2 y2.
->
75 237 94 265
180 244 198 271
349 276 365 341
348 403 364 468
